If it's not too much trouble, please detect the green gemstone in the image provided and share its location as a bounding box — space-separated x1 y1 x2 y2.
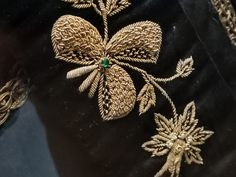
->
101 58 110 68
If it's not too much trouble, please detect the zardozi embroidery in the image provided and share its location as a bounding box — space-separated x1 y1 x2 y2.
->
51 1 213 177
51 0 192 120
212 0 236 45
142 102 213 177
0 78 28 125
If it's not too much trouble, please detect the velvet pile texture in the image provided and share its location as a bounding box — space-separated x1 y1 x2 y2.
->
0 0 236 177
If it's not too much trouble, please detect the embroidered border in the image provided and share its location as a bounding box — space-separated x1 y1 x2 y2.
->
211 0 236 45
0 78 28 125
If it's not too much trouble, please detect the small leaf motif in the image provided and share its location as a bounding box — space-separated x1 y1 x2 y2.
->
137 84 156 114
177 101 198 138
176 56 194 78
154 113 174 135
106 0 131 16
62 0 93 9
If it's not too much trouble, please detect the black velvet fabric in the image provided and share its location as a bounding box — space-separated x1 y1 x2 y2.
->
0 0 236 177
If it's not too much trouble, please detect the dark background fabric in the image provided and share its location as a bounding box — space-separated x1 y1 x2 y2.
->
0 0 236 177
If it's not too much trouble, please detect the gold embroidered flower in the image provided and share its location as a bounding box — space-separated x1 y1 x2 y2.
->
51 15 162 120
142 102 214 177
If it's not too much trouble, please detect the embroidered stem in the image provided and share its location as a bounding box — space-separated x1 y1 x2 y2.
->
111 59 184 83
103 12 109 45
149 78 178 119
112 59 178 118
152 73 182 83
98 0 109 45
91 3 102 15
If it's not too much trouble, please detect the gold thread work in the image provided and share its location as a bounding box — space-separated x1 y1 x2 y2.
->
212 0 236 45
51 0 193 120
142 102 213 177
51 1 214 176
0 78 28 125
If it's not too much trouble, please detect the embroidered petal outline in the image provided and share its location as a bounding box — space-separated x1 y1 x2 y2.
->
51 15 104 65
106 21 162 63
98 64 136 120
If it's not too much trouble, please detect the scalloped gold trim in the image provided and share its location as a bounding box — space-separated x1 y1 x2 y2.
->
212 0 236 45
0 78 28 125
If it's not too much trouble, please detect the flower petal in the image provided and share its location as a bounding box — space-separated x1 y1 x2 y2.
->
51 15 104 65
88 71 101 98
176 57 194 78
106 21 162 63
66 65 98 79
98 64 136 120
79 69 98 92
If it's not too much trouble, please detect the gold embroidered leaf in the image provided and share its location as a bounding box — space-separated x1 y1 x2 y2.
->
178 101 198 136
98 64 136 120
184 146 203 165
154 113 174 135
51 15 104 65
137 84 156 114
106 21 162 63
176 57 194 78
142 138 169 157
106 0 131 16
190 127 214 146
62 0 93 9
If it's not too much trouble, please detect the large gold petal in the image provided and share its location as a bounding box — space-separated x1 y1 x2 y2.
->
51 15 104 65
98 64 136 120
106 21 162 63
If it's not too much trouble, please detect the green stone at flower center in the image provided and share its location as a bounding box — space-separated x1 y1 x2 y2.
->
101 58 110 68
